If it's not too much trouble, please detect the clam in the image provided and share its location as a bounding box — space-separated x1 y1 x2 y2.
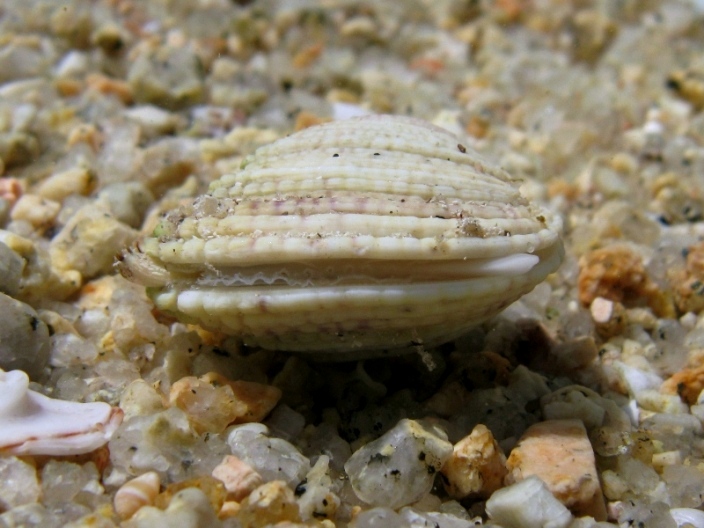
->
120 115 563 358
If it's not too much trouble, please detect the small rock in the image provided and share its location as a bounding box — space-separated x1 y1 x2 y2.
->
169 372 281 434
541 385 632 431
667 68 704 110
108 407 200 480
0 132 40 168
0 241 23 296
668 240 704 314
349 507 409 528
227 423 311 487
487 476 573 528
35 168 96 203
127 46 205 110
49 204 138 279
124 487 222 528
578 245 674 318
154 475 226 514
344 418 453 509
440 424 507 499
0 229 81 303
662 364 704 405
505 419 606 520
94 182 153 228
296 456 340 522
41 460 105 507
569 9 618 64
399 506 479 528
0 293 50 379
119 379 165 419
10 194 60 229
124 105 185 138
137 138 199 198
202 372 282 424
238 480 301 528
0 456 40 509
211 455 263 502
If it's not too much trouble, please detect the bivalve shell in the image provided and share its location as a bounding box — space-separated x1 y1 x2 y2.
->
120 115 563 357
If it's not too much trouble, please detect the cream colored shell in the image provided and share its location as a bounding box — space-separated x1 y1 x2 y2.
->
120 115 563 358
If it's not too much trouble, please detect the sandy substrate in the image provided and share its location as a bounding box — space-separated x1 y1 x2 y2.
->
1 1 704 527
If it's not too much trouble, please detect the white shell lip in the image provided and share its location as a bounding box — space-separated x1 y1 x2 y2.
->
121 114 564 357
0 369 123 456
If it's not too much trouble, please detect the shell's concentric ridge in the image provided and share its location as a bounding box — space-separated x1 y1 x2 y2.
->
121 115 564 357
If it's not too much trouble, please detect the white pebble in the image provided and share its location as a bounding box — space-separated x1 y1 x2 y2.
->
226 423 310 487
344 418 452 510
485 475 573 528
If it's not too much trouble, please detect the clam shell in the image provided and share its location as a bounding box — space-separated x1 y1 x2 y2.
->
121 115 563 357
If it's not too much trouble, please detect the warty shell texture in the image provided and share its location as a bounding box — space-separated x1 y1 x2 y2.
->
120 115 563 357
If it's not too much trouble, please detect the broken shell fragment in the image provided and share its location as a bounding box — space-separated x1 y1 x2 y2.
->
120 115 563 357
0 369 123 456
114 471 161 520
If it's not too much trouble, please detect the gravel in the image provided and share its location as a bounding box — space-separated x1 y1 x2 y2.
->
0 0 703 527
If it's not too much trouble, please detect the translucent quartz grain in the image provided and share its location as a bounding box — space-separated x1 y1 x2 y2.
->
344 418 452 509
226 423 310 487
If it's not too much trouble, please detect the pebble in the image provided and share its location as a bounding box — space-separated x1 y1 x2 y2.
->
505 419 607 520
578 245 675 318
399 507 479 528
296 456 340 522
41 460 105 508
34 168 96 203
0 131 40 168
211 455 263 502
667 67 704 110
9 194 60 229
0 292 50 379
440 423 507 499
118 379 165 420
201 372 282 424
169 372 281 434
49 204 138 280
0 241 24 296
98 181 154 228
0 456 41 509
485 475 573 528
169 374 244 435
662 364 704 405
668 240 704 314
226 423 311 487
540 385 632 431
349 507 409 528
344 418 453 509
136 138 200 198
124 487 222 528
238 480 301 528
154 475 226 514
124 105 185 138
108 408 205 480
127 46 205 110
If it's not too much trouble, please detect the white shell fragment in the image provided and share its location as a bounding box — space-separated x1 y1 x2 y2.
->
121 115 563 356
0 369 123 456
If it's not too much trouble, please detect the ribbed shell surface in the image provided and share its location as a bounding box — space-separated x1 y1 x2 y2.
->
124 115 563 357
